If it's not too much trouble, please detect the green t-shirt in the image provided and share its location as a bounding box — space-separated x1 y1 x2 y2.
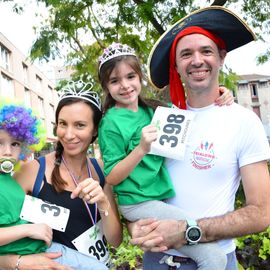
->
0 173 47 255
98 106 175 205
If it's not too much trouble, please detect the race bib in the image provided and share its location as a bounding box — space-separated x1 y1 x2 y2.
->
20 195 70 232
150 106 196 160
72 220 110 266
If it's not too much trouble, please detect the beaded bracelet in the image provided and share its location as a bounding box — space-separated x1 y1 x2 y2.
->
15 255 22 270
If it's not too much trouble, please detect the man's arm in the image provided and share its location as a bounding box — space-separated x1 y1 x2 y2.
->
199 160 270 241
130 160 270 251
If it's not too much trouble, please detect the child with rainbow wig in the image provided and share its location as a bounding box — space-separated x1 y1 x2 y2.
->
0 100 108 270
0 100 50 254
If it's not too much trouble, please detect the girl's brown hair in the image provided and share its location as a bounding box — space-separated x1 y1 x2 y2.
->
99 55 167 114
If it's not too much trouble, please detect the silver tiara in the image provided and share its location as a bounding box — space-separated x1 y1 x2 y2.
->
58 80 101 111
98 42 136 70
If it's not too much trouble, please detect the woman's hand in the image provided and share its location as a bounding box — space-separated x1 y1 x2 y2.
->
70 178 110 211
71 181 122 247
215 86 234 106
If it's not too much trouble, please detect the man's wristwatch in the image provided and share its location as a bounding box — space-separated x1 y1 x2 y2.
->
185 219 202 245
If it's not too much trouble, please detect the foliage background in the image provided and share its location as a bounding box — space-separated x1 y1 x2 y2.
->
235 163 270 270
1 0 269 97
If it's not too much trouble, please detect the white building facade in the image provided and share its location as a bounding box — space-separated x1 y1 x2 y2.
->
237 74 270 138
0 32 59 142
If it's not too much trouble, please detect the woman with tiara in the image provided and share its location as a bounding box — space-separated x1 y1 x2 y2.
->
0 81 122 270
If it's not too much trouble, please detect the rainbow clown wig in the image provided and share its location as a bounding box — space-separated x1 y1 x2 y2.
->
0 99 46 160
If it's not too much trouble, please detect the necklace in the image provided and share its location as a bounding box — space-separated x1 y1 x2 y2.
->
62 157 84 182
61 155 97 225
74 172 82 182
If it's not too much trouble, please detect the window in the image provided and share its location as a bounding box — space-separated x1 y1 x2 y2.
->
48 105 55 138
48 85 53 101
250 84 258 97
36 75 42 93
49 104 55 123
250 83 258 101
48 121 55 138
0 44 10 71
22 63 29 84
238 84 248 90
38 96 45 118
24 88 31 107
259 82 268 88
0 73 14 98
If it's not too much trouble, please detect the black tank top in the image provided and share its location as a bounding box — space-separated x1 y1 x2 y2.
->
34 157 104 250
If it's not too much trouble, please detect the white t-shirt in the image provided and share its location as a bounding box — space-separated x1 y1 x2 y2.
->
166 103 270 254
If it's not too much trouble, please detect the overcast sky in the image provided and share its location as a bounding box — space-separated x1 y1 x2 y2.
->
0 1 270 76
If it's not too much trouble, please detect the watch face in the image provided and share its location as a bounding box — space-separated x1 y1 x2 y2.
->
187 227 201 242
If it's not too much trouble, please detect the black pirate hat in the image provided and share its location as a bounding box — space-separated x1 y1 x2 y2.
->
147 6 256 90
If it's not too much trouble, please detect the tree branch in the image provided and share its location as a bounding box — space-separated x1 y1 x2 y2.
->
87 6 105 48
211 0 228 6
132 0 165 34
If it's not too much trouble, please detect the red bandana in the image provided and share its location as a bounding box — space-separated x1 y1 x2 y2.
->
169 26 226 109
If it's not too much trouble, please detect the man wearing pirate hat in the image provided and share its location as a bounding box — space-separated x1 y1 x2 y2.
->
130 6 270 270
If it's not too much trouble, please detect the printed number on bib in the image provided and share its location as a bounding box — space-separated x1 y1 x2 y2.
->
20 195 70 232
72 220 110 265
150 106 196 160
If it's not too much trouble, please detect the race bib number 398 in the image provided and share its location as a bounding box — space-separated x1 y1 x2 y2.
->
149 106 196 160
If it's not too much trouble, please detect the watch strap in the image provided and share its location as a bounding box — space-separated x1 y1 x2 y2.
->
186 219 197 227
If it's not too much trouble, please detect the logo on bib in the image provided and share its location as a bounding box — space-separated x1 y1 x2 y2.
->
191 141 216 170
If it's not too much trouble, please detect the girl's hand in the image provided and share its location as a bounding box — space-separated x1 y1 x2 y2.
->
215 86 234 106
70 178 110 211
28 223 52 247
139 124 158 154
